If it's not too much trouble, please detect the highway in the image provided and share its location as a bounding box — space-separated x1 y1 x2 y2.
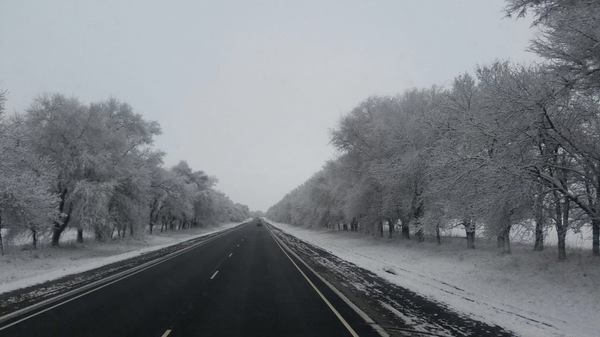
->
0 220 382 337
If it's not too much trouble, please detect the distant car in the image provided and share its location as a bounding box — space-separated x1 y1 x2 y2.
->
256 220 263 226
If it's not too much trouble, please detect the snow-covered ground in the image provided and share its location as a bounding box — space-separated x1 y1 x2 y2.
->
268 221 600 337
0 222 244 296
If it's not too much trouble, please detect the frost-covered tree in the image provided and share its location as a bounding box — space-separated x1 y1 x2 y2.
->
149 166 180 234
24 94 95 245
330 92 440 239
268 1 600 260
507 0 600 256
507 0 600 91
0 91 245 250
427 61 599 259
96 99 162 239
23 94 162 245
148 161 246 233
0 93 59 252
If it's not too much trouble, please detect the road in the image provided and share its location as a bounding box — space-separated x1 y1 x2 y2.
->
0 221 381 337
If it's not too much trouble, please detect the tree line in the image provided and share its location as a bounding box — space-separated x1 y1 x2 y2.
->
0 92 249 254
267 0 600 260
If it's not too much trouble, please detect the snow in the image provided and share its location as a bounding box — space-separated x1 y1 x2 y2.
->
0 222 244 295
268 221 600 337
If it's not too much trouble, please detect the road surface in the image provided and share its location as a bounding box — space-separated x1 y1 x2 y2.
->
0 221 381 337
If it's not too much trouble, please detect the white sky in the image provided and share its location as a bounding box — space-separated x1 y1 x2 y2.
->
0 0 539 212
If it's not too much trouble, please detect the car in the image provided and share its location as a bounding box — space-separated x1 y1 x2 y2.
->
256 219 263 226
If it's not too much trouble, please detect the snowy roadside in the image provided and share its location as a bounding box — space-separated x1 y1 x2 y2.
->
0 222 245 296
268 221 600 337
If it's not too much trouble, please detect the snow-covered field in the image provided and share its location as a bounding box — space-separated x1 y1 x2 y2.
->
0 222 244 296
268 221 600 337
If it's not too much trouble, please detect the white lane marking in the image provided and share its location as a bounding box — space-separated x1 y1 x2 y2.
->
268 231 360 337
0 225 242 330
228 253 233 258
210 270 219 280
0 231 234 332
161 329 172 337
237 244 240 247
270 231 389 337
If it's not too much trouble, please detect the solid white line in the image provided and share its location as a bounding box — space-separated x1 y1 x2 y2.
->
161 329 172 337
210 270 219 280
0 253 182 331
271 230 389 337
268 231 360 337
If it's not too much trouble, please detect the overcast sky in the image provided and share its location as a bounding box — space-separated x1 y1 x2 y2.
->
0 0 539 212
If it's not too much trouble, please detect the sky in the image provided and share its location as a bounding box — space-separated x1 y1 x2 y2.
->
0 0 539 212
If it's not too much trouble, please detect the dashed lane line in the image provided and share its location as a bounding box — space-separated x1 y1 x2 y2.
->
161 329 172 337
0 228 241 332
210 270 219 280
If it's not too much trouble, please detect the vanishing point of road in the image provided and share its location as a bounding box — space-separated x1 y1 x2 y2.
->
0 221 382 337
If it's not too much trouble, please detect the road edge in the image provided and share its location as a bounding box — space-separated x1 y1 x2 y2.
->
267 224 390 337
0 223 245 329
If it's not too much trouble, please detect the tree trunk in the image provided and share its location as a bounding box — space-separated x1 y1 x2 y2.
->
466 231 475 249
534 190 545 251
379 221 384 237
592 218 599 256
400 216 410 239
415 219 424 242
497 225 511 254
51 188 70 247
555 196 569 261
465 219 475 249
388 219 394 238
31 229 38 249
350 217 358 232
592 177 600 257
149 199 161 235
534 220 544 251
436 224 441 245
557 225 567 261
51 227 63 247
401 223 410 239
0 213 4 255
77 229 84 243
413 199 425 242
95 226 105 242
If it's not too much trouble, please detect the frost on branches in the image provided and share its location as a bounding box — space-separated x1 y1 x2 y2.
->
0 92 250 252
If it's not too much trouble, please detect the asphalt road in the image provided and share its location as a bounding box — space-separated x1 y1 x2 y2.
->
0 221 381 337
